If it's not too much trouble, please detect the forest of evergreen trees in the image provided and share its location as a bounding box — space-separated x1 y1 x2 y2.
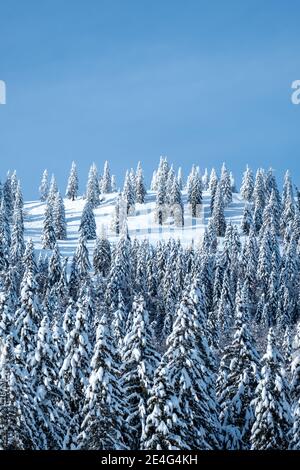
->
1 159 300 450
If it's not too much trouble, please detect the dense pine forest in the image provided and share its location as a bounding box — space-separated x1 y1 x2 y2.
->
0 158 300 450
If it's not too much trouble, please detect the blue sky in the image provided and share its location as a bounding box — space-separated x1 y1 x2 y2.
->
1 0 300 198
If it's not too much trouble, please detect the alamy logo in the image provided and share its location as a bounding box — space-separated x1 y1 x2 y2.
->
0 80 6 104
291 80 300 104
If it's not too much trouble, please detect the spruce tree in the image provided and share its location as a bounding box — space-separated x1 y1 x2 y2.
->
66 161 79 201
78 201 96 240
53 192 67 240
135 161 146 204
240 165 254 202
39 170 49 202
78 314 127 450
100 160 112 194
250 328 291 450
42 201 56 250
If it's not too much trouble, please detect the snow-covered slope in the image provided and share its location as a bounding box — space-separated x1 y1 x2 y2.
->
24 190 245 258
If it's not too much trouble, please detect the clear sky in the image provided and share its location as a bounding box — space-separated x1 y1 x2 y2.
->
1 0 300 198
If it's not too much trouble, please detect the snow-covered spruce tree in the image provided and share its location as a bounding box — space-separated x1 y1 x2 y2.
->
265 168 282 213
253 168 266 233
211 182 226 236
0 334 41 449
78 314 127 450
30 315 68 449
141 362 190 450
240 203 253 235
122 170 135 214
112 290 127 351
281 172 295 238
257 227 272 297
48 174 58 205
42 200 56 250
14 263 43 365
135 161 146 204
217 284 260 449
14 180 24 210
187 168 202 218
78 201 96 240
240 165 254 202
121 295 160 449
261 189 281 236
75 233 91 278
220 163 232 206
10 171 18 208
48 243 62 289
111 174 117 192
202 168 209 191
110 192 122 235
93 227 111 277
170 178 184 227
106 221 132 311
156 285 221 449
177 167 183 190
1 197 11 250
10 206 25 266
66 161 79 201
3 173 14 221
290 323 300 449
100 160 112 194
86 163 100 208
53 192 67 240
154 175 167 225
150 169 157 191
22 238 38 276
39 169 49 202
59 299 92 447
250 328 291 450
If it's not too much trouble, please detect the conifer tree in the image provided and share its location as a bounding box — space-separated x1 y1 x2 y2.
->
211 182 226 236
240 165 254 202
86 163 100 207
53 192 67 240
220 163 232 206
39 170 49 202
135 162 146 204
240 203 253 235
78 201 96 240
78 314 127 450
121 295 160 449
66 161 79 201
250 328 291 450
100 160 112 194
42 201 56 250
93 228 111 276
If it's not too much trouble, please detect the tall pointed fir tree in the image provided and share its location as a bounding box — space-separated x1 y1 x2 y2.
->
78 314 128 450
78 201 96 240
39 169 49 202
169 178 184 227
217 283 260 449
66 161 79 201
211 182 226 236
0 334 42 449
122 170 135 214
240 165 254 202
93 228 111 277
106 221 132 310
59 298 92 448
250 328 291 450
100 160 112 194
240 203 253 235
121 295 160 449
53 192 67 240
220 163 232 206
290 323 300 449
48 174 58 205
42 200 56 250
152 284 221 449
30 315 68 449
75 233 91 279
135 161 146 204
187 168 202 218
86 163 100 207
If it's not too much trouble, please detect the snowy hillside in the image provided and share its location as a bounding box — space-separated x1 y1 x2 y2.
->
24 190 245 258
